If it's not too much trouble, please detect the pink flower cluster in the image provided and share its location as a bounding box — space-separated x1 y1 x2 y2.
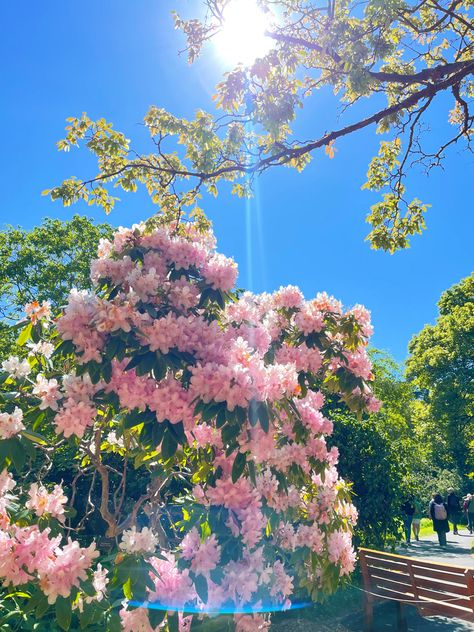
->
0 524 98 603
25 300 51 324
3 220 382 621
180 527 221 575
26 483 68 522
0 407 25 439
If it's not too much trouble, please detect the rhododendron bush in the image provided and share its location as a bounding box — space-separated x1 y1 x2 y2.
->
0 216 379 631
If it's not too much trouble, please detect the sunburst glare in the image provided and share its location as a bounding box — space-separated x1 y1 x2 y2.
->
214 0 275 66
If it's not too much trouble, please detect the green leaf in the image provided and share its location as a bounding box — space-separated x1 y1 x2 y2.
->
221 424 240 445
201 402 224 422
152 422 165 446
168 612 179 632
123 576 133 600
248 401 258 426
21 429 48 445
168 421 187 445
123 409 145 429
234 406 246 425
148 608 166 628
248 460 256 485
161 430 178 460
124 354 145 372
135 352 157 377
107 610 122 632
231 451 246 483
216 408 226 428
257 402 269 433
81 579 96 597
104 335 123 361
102 361 113 383
152 353 167 381
55 596 72 631
52 339 75 357
23 591 46 614
17 322 33 346
194 574 208 604
8 437 26 472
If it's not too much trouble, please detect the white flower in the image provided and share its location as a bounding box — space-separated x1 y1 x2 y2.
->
119 526 158 554
1 356 31 379
28 341 55 359
106 431 124 449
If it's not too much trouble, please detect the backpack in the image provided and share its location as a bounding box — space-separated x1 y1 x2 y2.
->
434 503 447 520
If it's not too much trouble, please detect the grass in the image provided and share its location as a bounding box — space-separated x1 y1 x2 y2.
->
418 518 435 537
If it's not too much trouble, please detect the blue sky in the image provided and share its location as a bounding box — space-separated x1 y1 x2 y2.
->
1 1 472 362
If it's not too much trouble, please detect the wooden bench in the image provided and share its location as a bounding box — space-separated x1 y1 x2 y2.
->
359 547 474 631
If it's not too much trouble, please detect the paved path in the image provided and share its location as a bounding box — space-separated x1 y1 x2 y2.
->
398 527 474 568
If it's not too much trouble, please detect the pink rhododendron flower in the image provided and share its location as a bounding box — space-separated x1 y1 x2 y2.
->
345 348 373 380
180 527 221 575
54 399 96 438
273 285 304 310
202 252 238 291
148 552 195 607
38 539 99 604
25 300 51 324
366 395 382 413
0 407 25 439
327 530 357 576
33 374 61 411
26 483 67 522
294 303 325 335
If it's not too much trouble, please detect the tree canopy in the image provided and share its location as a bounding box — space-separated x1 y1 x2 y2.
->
406 272 474 478
0 216 113 356
45 0 473 251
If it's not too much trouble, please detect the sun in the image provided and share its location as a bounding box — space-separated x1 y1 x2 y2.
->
214 0 275 66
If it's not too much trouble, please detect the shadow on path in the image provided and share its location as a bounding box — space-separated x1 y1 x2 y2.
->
398 529 474 568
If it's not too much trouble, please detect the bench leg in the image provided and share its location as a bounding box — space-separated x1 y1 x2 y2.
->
396 602 408 632
364 597 374 632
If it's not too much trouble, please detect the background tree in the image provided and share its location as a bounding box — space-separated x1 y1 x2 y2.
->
406 273 474 482
329 412 406 549
45 0 474 251
0 215 113 356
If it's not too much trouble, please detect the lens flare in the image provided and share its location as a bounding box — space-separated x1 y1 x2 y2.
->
129 599 312 615
214 0 274 66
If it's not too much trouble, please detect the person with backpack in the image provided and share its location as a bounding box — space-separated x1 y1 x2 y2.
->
465 494 474 534
429 492 450 546
446 488 461 535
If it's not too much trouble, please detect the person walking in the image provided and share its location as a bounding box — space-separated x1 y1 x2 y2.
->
466 494 474 534
401 498 415 544
446 488 461 535
429 492 450 547
412 499 424 541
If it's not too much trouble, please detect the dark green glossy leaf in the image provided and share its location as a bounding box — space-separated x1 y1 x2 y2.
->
194 574 208 604
231 451 246 483
56 596 72 631
161 431 178 460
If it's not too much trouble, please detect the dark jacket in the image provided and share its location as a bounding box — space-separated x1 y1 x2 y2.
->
401 501 415 517
429 500 450 533
447 493 460 514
